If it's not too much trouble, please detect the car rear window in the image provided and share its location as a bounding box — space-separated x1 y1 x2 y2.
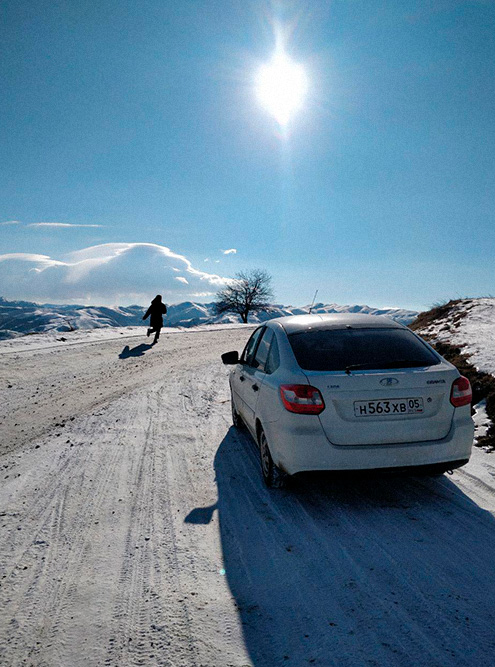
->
288 328 441 372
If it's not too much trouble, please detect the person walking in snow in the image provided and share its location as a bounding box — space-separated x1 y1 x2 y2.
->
142 294 167 345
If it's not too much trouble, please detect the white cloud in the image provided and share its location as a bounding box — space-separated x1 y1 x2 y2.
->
0 253 66 268
0 242 229 306
222 248 237 255
0 220 103 228
204 258 210 262
28 222 103 228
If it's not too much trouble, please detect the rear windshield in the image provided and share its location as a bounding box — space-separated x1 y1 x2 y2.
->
288 328 441 372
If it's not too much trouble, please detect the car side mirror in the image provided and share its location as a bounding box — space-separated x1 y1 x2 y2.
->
221 350 239 365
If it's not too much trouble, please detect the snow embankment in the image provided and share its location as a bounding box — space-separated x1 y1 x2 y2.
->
413 298 495 449
415 298 495 376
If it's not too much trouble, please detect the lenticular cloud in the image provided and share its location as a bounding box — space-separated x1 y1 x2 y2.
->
0 243 229 305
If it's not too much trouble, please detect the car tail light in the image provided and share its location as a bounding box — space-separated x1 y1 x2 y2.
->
450 376 472 407
280 384 325 415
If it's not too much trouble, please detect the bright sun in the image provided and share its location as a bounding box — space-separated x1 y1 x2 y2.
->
255 49 308 126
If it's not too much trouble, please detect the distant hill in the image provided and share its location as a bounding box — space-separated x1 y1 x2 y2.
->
0 296 418 340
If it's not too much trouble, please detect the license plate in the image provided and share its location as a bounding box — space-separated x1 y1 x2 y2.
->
354 398 424 417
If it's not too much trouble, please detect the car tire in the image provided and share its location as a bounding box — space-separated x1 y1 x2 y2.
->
231 395 243 429
259 428 285 488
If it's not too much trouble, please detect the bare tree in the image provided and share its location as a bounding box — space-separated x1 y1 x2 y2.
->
214 269 274 323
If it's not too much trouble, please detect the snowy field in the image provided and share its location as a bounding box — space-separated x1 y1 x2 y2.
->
2 326 495 666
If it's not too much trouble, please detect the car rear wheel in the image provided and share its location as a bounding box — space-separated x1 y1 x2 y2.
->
259 428 285 488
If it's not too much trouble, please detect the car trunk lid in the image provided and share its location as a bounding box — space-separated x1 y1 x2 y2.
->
305 364 457 446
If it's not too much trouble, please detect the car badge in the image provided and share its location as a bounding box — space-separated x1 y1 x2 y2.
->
380 377 399 386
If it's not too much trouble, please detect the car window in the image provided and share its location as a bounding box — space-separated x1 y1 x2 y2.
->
241 327 265 366
253 328 274 371
265 336 280 375
288 328 440 372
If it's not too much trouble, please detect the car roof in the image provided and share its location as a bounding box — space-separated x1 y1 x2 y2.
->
269 313 405 334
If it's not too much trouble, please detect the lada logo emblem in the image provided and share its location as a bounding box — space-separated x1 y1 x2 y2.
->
380 377 399 386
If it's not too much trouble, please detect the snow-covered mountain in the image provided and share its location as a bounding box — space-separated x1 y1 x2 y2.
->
0 296 418 339
165 301 418 328
0 298 146 339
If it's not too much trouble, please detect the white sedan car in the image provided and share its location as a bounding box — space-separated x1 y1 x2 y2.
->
222 314 474 487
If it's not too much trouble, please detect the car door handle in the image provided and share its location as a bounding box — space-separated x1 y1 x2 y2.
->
252 384 259 392
239 375 245 382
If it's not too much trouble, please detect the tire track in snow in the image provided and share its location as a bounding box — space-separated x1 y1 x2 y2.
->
0 409 115 582
454 467 495 509
103 386 199 667
158 364 251 665
0 408 125 666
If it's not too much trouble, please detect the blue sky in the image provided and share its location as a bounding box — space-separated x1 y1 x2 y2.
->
1 0 494 310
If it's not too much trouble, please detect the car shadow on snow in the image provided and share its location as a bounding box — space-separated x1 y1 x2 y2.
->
186 427 495 666
118 343 154 358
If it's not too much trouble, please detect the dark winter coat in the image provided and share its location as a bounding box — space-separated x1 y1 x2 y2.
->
143 297 167 329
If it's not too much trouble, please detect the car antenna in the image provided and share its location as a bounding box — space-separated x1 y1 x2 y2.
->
308 289 319 314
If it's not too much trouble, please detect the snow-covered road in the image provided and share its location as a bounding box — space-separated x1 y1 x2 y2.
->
1 328 495 666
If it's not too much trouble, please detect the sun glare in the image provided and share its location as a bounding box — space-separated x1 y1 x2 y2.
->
255 49 308 127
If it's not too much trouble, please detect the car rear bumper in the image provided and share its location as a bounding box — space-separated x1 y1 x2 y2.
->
264 410 474 475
